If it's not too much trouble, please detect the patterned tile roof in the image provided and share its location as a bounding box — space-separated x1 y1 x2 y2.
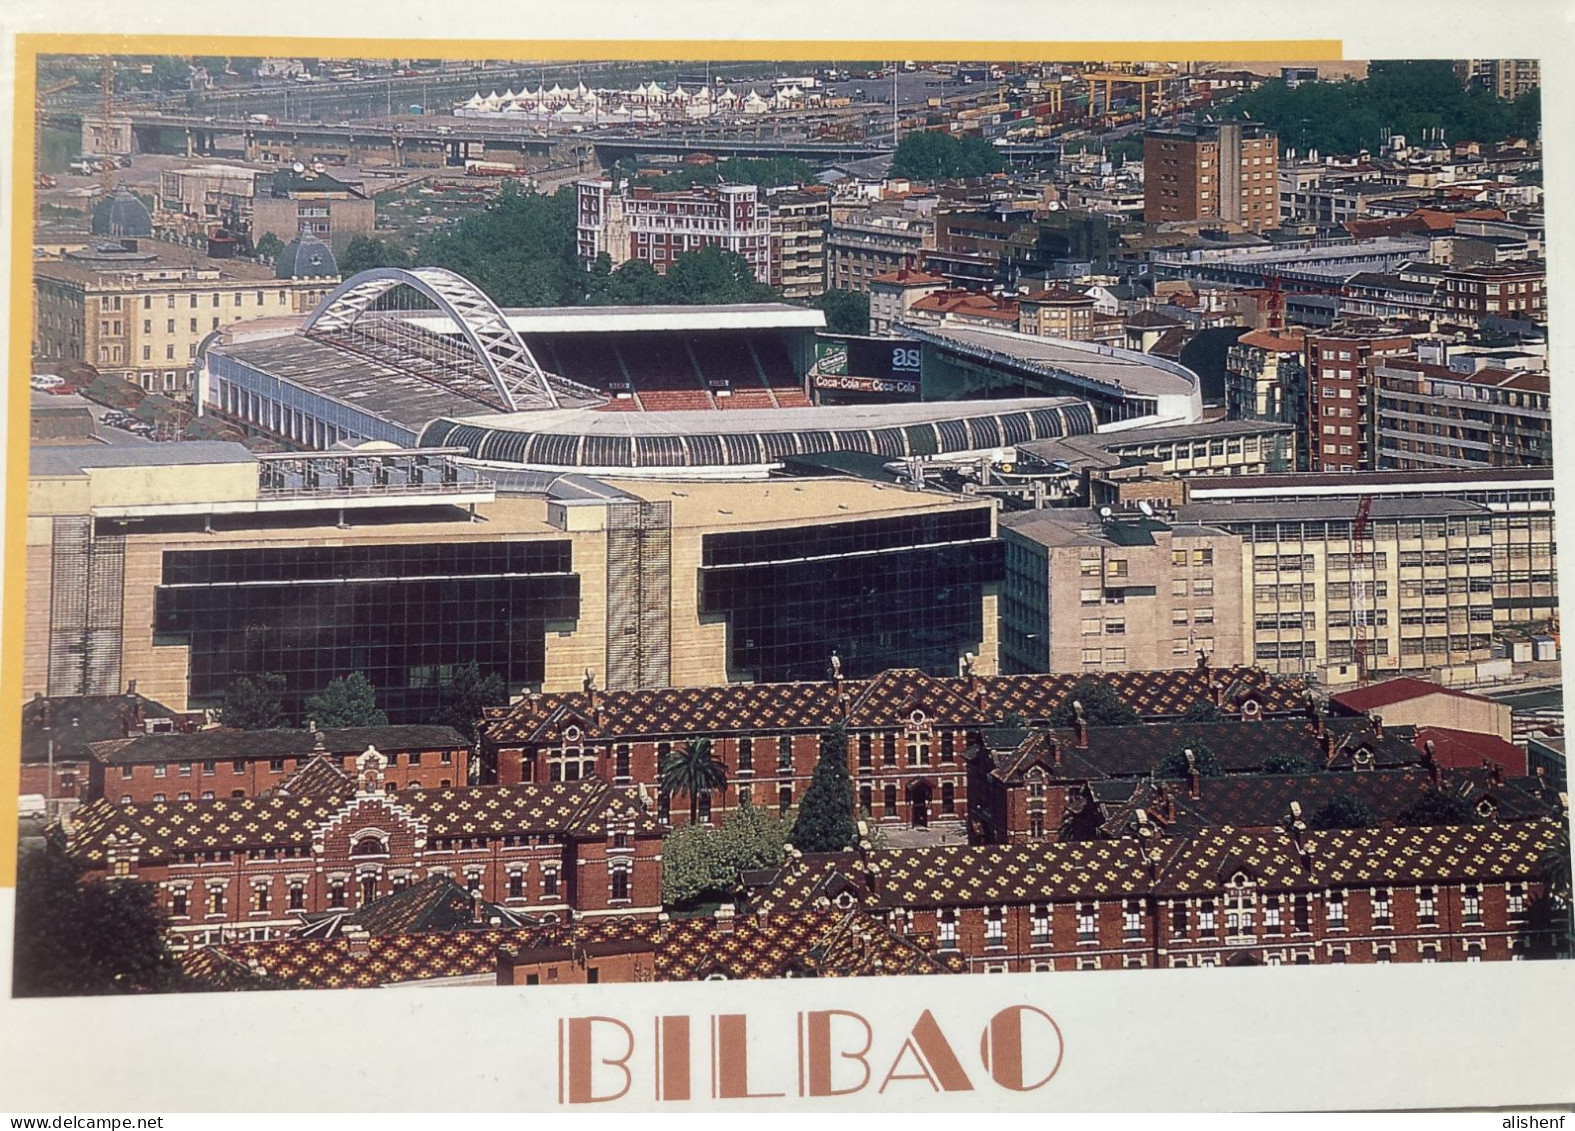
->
274 753 351 798
870 840 1162 908
89 724 467 765
484 666 1308 744
1155 818 1566 895
188 908 962 989
65 780 656 864
990 717 1420 782
294 875 536 938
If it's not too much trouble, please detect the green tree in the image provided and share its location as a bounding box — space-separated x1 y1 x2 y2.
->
663 246 777 305
416 182 584 307
221 673 288 730
1263 750 1319 775
253 231 285 262
428 660 508 743
1307 793 1380 831
584 257 671 306
1047 677 1141 727
1181 699 1223 724
792 724 859 853
1540 824 1571 906
303 672 389 729
338 234 410 275
660 821 732 906
1396 789 1481 828
814 288 870 335
13 840 187 996
1156 743 1223 780
659 737 729 824
715 798 793 875
889 130 1006 180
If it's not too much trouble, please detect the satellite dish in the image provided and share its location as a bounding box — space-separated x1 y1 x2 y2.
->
292 162 306 173
312 162 326 173
1138 500 1155 517
1099 506 1113 520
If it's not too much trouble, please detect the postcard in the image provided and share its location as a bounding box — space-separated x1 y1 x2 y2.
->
1 0 1572 1114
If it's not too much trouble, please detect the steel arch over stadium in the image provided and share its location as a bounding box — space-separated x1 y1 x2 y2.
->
303 267 561 413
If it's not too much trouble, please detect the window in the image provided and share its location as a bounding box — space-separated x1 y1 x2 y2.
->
938 911 958 950
779 786 793 815
154 763 167 778
611 868 630 902
207 887 226 916
1031 904 1050 945
1107 559 1128 578
1193 548 1213 566
778 735 793 768
1198 899 1217 932
288 883 305 910
1507 883 1526 918
1327 892 1346 929
882 734 897 765
858 734 872 768
985 907 1005 948
1171 902 1187 937
1417 888 1437 926
171 890 188 917
1123 901 1143 941
1105 619 1125 636
1077 902 1097 943
1462 886 1481 925
1263 897 1282 935
1372 888 1391 927
738 737 753 771
542 870 560 897
252 885 269 913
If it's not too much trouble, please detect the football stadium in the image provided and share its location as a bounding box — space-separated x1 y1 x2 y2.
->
197 267 1201 478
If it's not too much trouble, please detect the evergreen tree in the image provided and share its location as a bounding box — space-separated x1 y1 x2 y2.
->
221 673 288 730
1156 742 1224 780
428 661 508 743
792 724 859 853
1263 750 1320 775
1047 677 1141 727
814 288 870 335
303 672 388 729
338 234 410 275
253 231 285 263
1397 789 1481 828
663 246 777 305
13 840 187 996
1307 793 1380 831
1182 699 1224 723
889 130 1006 180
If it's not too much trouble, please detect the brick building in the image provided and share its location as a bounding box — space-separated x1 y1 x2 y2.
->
746 817 1567 970
87 723 471 804
481 666 1309 830
66 752 663 948
21 687 186 810
1304 329 1414 472
575 180 770 282
1440 263 1547 325
1144 123 1280 233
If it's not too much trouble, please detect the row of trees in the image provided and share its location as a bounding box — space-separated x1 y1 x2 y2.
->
331 185 869 332
1226 60 1541 157
888 130 1007 180
221 662 506 741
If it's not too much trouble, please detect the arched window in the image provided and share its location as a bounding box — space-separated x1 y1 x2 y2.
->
351 834 386 857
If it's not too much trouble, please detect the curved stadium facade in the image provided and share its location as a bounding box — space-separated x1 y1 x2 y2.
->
197 267 1194 477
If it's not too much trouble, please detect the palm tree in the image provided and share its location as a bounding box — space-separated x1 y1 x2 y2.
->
1540 824 1571 906
659 737 728 825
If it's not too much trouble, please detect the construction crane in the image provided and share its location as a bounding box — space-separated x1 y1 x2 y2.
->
33 75 78 220
1351 494 1376 681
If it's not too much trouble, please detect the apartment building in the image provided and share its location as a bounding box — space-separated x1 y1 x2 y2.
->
1017 287 1096 340
764 188 830 299
1304 329 1414 472
998 508 1245 675
1375 359 1552 470
575 179 771 282
1175 498 1498 681
826 210 934 293
1143 123 1280 233
32 242 332 395
1440 263 1548 325
1225 328 1307 442
868 267 947 335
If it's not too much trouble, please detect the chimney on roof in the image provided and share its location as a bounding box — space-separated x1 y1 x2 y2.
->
1049 736 1062 769
343 925 370 955
1424 740 1441 787
716 902 736 936
471 889 487 925
1487 759 1504 788
40 700 53 730
1321 729 1336 765
1534 766 1548 794
1298 838 1315 873
1184 748 1201 799
1370 712 1384 739
307 718 318 735
126 680 138 697
1073 701 1088 749
1210 679 1224 708
1287 800 1305 842
1148 845 1165 882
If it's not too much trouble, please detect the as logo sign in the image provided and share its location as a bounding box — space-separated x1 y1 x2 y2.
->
558 1005 1064 1104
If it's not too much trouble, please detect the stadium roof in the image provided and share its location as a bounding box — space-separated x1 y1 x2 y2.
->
902 323 1198 399
448 396 1085 436
407 303 826 337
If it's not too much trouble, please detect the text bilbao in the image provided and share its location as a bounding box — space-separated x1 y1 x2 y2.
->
558 1006 1063 1103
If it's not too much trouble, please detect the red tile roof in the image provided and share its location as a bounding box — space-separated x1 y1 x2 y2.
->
870 268 945 287
1330 677 1492 713
1415 726 1529 777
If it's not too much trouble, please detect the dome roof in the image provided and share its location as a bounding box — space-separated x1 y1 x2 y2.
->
274 230 338 279
93 187 153 238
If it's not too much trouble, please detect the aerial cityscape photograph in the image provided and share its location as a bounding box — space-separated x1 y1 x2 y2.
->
12 49 1571 999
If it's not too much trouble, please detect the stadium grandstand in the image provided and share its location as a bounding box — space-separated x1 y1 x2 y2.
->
196 267 1192 477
